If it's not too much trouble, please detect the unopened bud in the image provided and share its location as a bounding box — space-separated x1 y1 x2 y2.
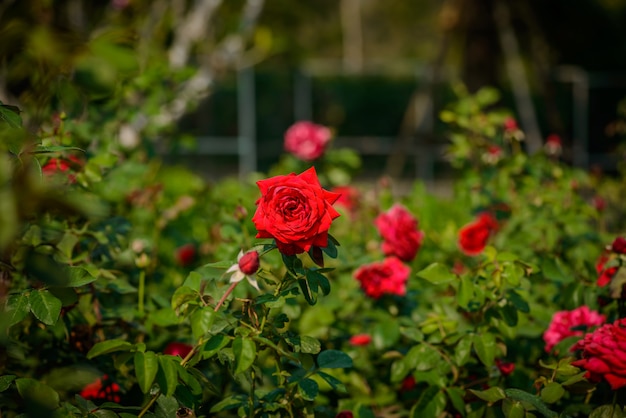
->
238 251 259 275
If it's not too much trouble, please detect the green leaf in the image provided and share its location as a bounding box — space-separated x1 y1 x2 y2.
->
507 290 530 313
201 334 230 360
405 344 441 371
87 339 133 359
134 351 159 393
233 337 256 374
473 332 496 367
298 378 319 401
155 395 180 418
505 388 558 418
0 103 22 128
157 356 179 397
5 293 30 326
321 237 338 258
65 266 97 287
540 382 565 404
0 375 16 392
15 378 60 411
317 371 347 393
411 385 446 418
469 387 506 403
454 335 473 366
190 307 215 340
457 276 474 309
29 290 62 325
416 263 456 285
501 262 524 286
446 387 467 417
298 277 316 305
210 395 247 412
171 286 198 313
317 349 353 369
589 405 625 418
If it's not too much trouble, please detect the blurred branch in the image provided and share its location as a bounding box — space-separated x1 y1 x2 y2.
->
340 0 363 73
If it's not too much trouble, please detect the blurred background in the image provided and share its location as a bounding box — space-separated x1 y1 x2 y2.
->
2 0 626 182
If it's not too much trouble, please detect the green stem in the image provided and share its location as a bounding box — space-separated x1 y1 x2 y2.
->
137 392 159 418
215 281 239 312
138 269 145 315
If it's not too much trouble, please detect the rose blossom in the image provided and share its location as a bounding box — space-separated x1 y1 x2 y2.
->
612 236 626 254
596 254 618 287
542 306 606 352
163 342 193 358
42 155 82 183
544 134 562 156
458 213 498 256
284 121 332 161
252 167 341 256
571 318 626 389
503 116 518 132
80 375 121 403
331 185 360 215
175 243 196 266
495 358 515 376
354 257 410 299
375 204 424 262
349 334 372 346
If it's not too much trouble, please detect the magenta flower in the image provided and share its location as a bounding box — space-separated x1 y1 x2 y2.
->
284 121 332 161
375 204 424 262
543 306 606 352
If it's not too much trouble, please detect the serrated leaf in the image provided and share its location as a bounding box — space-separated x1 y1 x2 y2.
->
454 335 473 366
589 405 625 418
411 385 446 418
470 387 506 403
540 382 565 404
405 344 441 371
87 339 133 359
15 378 60 411
233 337 256 374
29 290 62 325
157 356 178 397
0 375 16 392
155 395 179 418
317 371 347 393
317 349 353 369
65 266 97 287
416 263 456 285
473 332 496 367
5 293 30 326
190 307 215 340
505 388 558 418
298 378 319 401
134 351 158 393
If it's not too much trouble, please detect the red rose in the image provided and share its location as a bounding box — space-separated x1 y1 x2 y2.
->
542 306 605 352
495 358 515 376
544 134 562 156
349 334 372 346
252 167 341 255
164 342 193 358
175 243 196 266
335 412 353 418
612 237 626 254
375 204 424 262
458 213 498 256
572 318 626 390
284 121 332 161
331 185 360 215
592 196 606 212
596 254 617 287
503 116 518 132
79 375 121 403
354 257 410 299
42 155 82 183
238 250 260 275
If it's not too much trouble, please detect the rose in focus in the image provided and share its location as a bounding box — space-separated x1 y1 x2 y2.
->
252 167 341 255
354 257 410 299
543 306 606 352
284 121 332 161
375 204 424 262
572 318 626 390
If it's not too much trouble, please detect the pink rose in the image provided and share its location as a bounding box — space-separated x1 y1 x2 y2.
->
284 121 332 161
163 342 193 358
375 204 424 262
572 318 626 389
543 306 606 352
354 257 410 299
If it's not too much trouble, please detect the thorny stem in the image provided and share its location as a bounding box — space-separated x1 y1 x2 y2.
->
215 281 239 312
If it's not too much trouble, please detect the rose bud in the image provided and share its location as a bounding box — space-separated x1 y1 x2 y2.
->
238 250 260 275
175 243 196 266
163 342 193 358
612 237 626 254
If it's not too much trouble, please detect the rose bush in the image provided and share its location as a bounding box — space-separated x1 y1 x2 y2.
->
2 82 626 418
284 121 333 161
